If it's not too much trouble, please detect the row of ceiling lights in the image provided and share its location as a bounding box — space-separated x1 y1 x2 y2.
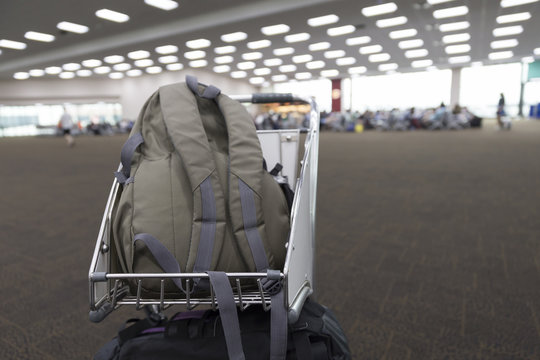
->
5 0 540 82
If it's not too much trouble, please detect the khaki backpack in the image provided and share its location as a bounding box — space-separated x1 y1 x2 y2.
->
111 76 290 295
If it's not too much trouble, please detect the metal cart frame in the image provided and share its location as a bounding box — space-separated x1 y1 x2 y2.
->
88 94 319 324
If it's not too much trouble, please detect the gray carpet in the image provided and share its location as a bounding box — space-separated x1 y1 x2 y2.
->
1 120 539 359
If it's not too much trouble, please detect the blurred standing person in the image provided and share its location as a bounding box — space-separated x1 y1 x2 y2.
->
58 106 75 147
496 93 505 129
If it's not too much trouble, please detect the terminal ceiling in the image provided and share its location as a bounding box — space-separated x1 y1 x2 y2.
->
0 0 539 83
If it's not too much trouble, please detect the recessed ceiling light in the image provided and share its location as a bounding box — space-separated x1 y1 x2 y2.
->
272 74 288 82
346 36 371 46
369 53 391 62
94 66 111 74
348 66 367 74
144 0 178 11
389 29 417 39
533 48 540 55
231 71 247 78
128 50 150 60
490 39 519 49
261 24 290 36
76 69 92 77
146 66 162 74
405 49 429 58
264 58 283 67
285 33 310 43
359 44 383 55
59 72 75 79
412 59 434 68
448 55 471 64
292 54 313 63
427 0 457 4
501 0 539 8
376 16 407 28
442 33 471 44
14 72 30 80
135 59 154 67
0 39 27 50
445 44 471 54
279 64 297 73
336 57 356 66
126 69 143 77
104 55 125 63
309 42 331 51
321 69 340 78
327 25 356 37
237 61 256 70
438 21 470 32
242 52 263 60
522 56 534 63
273 47 294 56
433 6 468 19
250 77 265 85
361 2 398 17
213 65 231 73
45 66 62 74
155 45 178 54
82 59 102 67
295 72 312 80
184 50 206 60
109 72 124 79
254 68 271 76
214 46 236 54
247 40 271 49
189 60 207 68
95 9 130 23
63 63 81 71
186 39 211 49
221 32 247 43
158 55 178 64
378 63 398 71
24 31 55 42
215 56 234 64
398 39 424 49
496 12 531 23
306 61 326 69
324 50 346 59
488 51 514 60
57 21 89 34
29 69 45 77
113 63 131 71
166 63 183 71
307 14 339 27
492 25 524 37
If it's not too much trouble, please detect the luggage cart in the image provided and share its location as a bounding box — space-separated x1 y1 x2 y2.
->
88 93 319 324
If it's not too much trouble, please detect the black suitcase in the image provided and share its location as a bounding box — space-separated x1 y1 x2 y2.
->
94 299 351 360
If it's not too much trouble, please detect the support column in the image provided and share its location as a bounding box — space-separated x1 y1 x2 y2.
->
450 67 462 108
331 78 342 112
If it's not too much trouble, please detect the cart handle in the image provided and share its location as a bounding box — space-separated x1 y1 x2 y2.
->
252 93 294 104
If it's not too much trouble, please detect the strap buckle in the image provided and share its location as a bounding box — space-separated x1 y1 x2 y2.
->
261 269 283 296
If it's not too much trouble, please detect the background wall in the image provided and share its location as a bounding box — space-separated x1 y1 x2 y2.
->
0 70 257 120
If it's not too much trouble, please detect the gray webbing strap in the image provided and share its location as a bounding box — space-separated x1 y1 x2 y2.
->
238 179 270 272
207 271 246 360
186 75 221 100
115 132 144 184
133 233 185 293
270 289 288 360
192 177 217 288
238 179 287 359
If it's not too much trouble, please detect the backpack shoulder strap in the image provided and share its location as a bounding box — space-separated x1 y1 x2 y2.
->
158 82 226 278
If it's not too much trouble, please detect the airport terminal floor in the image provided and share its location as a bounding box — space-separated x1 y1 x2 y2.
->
1 119 540 359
